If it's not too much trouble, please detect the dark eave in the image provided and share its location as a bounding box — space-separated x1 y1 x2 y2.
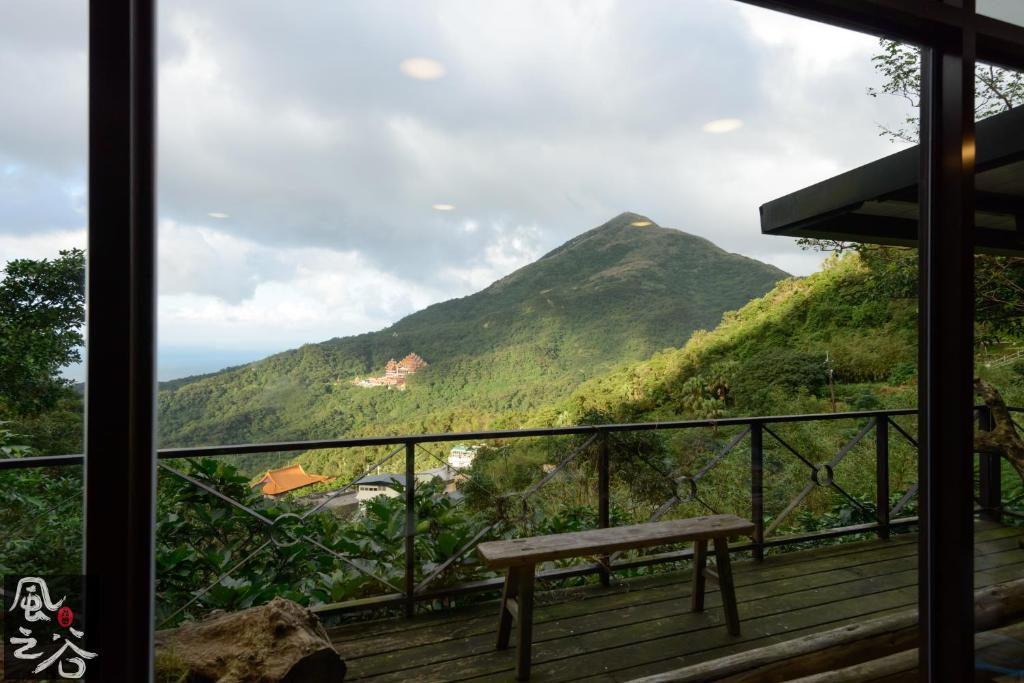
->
759 105 1024 254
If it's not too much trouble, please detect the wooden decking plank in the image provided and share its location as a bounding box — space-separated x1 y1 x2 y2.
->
331 532 1019 675
329 532 903 649
350 540 1024 679
336 543 917 664
333 528 1021 662
329 525 1024 680
593 606 915 683
385 548 1024 683
341 560 891 675
328 527 919 643
327 523 1013 646
535 559 1024 683
538 561 1024 683
338 544 922 668
575 607 916 683
516 561 1024 683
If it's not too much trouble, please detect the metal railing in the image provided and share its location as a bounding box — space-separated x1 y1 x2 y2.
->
1 405 1017 622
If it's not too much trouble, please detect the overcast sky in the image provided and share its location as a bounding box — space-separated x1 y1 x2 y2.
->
0 0 919 380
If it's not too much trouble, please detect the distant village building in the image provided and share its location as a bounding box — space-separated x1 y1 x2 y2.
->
352 352 428 390
354 473 407 504
448 444 481 470
253 464 332 497
354 466 458 507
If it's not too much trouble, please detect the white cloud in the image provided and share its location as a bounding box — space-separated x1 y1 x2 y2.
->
0 229 85 264
157 221 443 348
759 248 828 277
1 0 922 376
438 222 542 291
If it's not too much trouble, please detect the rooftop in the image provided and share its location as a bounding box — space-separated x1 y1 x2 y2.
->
355 466 456 488
252 464 331 496
760 106 1024 255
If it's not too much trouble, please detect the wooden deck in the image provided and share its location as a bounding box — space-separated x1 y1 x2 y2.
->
328 521 1024 682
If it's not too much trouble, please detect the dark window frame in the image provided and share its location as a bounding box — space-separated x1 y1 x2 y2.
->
85 0 1024 679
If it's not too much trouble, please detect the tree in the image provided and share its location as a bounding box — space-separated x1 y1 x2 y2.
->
0 249 85 416
974 379 1024 484
866 39 1024 144
801 41 1024 341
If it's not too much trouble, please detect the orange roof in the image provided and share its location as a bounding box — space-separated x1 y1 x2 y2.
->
253 464 331 496
398 353 427 369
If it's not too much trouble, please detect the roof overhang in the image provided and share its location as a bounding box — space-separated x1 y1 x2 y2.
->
759 106 1024 255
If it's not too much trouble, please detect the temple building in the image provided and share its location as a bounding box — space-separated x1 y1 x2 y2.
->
352 352 428 389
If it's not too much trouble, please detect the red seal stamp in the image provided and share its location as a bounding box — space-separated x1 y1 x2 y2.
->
57 605 74 628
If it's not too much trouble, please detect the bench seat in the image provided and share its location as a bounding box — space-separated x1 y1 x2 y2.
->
478 514 754 568
478 514 754 680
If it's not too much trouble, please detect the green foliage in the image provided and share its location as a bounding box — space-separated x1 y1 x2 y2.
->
732 349 828 410
155 458 492 625
888 361 917 385
563 254 916 422
676 373 730 419
7 219 1013 625
0 249 85 417
792 492 878 534
156 215 786 475
866 38 1024 144
0 426 82 577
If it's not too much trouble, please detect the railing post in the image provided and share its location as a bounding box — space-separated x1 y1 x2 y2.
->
405 441 417 618
978 406 1001 522
876 416 890 539
750 422 764 562
598 430 610 586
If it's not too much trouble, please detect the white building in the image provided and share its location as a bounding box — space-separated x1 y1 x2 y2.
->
448 444 481 470
354 473 406 504
354 466 459 507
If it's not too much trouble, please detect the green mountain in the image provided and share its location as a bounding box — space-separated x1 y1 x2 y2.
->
545 253 921 426
157 213 787 469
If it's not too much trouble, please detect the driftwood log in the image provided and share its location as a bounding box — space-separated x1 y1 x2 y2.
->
625 578 1024 683
154 597 346 683
785 620 1024 682
975 378 1024 483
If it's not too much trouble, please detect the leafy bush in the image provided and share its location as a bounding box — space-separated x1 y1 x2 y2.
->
888 360 917 385
0 425 82 579
155 458 492 626
732 349 828 409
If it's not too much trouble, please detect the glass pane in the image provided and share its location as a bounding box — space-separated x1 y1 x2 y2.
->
979 0 1024 28
0 0 87 582
974 60 1024 678
151 2 947 680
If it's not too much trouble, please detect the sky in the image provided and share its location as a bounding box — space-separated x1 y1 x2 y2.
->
0 0 920 380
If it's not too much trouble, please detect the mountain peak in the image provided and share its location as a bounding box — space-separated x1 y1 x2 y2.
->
598 212 660 230
158 213 790 454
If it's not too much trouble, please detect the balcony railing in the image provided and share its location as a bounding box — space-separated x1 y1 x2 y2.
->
1 405 1018 626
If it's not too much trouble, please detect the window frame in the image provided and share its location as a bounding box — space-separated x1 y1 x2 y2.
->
86 1 1024 679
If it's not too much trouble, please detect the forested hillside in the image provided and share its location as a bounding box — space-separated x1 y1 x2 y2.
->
156 213 787 471
540 250 1024 428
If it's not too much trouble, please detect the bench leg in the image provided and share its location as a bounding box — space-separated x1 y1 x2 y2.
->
497 566 520 650
713 537 741 636
691 539 707 612
516 563 536 681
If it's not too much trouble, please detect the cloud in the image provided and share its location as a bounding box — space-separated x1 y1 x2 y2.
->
157 219 545 349
1 0 919 368
0 229 86 265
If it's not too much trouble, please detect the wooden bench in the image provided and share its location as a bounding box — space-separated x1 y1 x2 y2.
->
477 514 755 680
